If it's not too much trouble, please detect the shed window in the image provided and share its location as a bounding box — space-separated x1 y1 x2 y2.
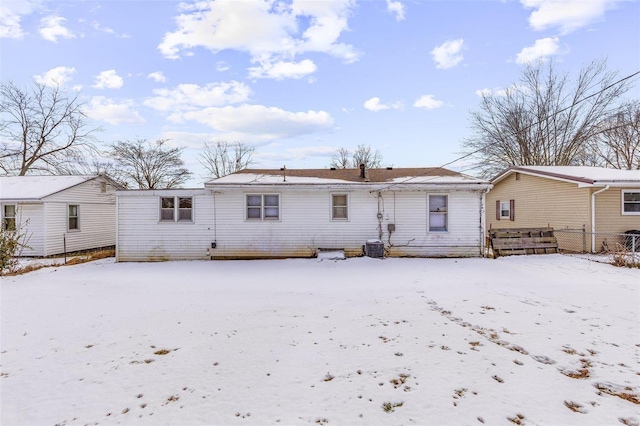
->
622 191 640 215
246 194 280 220
2 205 16 231
332 194 348 220
160 196 193 222
68 205 79 230
428 195 448 232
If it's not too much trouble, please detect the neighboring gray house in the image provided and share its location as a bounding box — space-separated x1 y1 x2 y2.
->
0 175 120 256
116 167 491 261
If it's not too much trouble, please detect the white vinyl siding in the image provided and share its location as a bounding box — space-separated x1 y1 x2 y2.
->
43 178 117 256
117 190 212 261
209 189 484 259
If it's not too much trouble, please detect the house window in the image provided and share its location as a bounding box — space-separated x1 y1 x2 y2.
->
68 205 79 230
428 195 447 232
178 197 193 221
159 196 194 222
622 191 640 215
496 200 515 221
2 205 16 231
160 197 175 221
246 194 280 220
332 194 348 220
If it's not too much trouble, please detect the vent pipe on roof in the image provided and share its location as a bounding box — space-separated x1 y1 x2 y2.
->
359 163 366 179
280 165 286 182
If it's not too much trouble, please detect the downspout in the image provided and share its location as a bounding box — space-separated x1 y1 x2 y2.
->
481 186 491 257
591 185 609 253
115 193 119 262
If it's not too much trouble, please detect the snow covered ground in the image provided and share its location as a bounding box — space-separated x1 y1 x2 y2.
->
1 255 638 425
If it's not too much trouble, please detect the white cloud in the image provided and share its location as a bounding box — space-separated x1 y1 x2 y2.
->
521 0 621 34
176 104 334 140
93 70 124 89
144 81 251 112
85 96 145 125
0 7 25 39
91 20 129 38
0 0 40 39
475 88 493 97
148 71 167 83
413 95 443 110
386 0 406 21
431 38 464 69
33 66 76 86
39 15 75 42
515 37 560 64
158 0 359 79
248 59 317 80
216 61 230 72
364 97 390 112
475 84 530 97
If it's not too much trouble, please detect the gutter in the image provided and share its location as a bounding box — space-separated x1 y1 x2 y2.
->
591 185 610 252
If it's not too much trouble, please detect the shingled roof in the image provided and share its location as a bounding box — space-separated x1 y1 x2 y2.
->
210 167 464 184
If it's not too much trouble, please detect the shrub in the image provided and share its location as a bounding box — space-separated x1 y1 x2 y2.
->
0 220 30 275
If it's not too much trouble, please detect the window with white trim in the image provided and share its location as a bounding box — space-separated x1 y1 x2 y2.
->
331 194 348 220
160 196 193 222
2 204 16 231
68 204 79 230
428 194 448 232
246 194 280 220
622 191 640 215
496 199 515 221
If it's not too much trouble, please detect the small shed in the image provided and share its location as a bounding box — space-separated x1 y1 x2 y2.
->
0 175 120 256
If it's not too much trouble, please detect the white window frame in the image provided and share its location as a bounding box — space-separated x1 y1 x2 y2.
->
428 194 448 232
622 190 640 215
245 194 280 221
2 204 17 231
68 204 80 231
159 196 194 223
331 193 349 221
499 201 511 219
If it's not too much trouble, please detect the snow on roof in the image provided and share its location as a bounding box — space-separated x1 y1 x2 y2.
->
496 166 640 185
207 168 488 186
0 175 97 200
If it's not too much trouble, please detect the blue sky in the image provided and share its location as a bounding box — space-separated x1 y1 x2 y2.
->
1 0 639 185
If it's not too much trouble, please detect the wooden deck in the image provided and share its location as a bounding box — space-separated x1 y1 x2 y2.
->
489 228 559 257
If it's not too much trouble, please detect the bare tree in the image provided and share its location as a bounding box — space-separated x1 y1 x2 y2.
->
330 147 351 169
0 81 99 176
462 59 633 176
330 145 383 169
199 141 255 178
592 101 640 170
109 139 191 189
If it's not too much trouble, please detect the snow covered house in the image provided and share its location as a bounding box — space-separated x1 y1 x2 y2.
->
0 175 120 256
486 166 640 252
116 167 492 261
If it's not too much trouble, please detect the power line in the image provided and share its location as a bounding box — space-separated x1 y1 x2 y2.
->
375 68 640 192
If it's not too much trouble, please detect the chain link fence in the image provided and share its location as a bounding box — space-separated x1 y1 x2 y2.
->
554 228 640 266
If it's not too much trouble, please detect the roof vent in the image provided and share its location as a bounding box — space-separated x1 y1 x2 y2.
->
359 163 366 179
386 167 393 170
330 167 336 171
